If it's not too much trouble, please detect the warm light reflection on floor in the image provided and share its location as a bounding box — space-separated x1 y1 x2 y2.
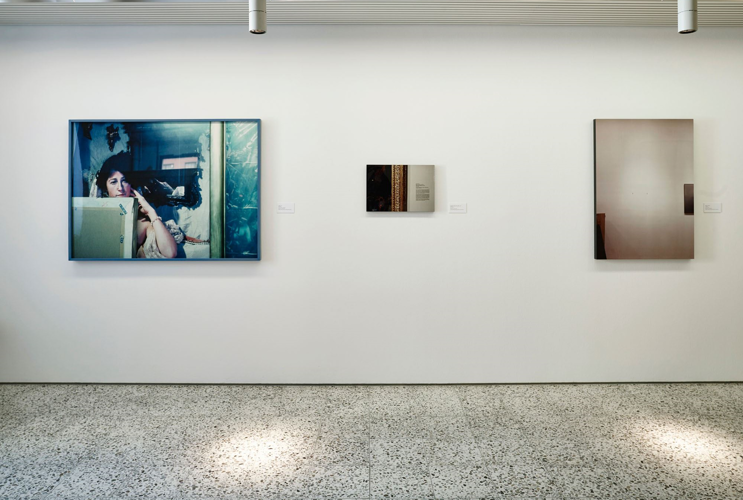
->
205 428 309 475
630 420 737 464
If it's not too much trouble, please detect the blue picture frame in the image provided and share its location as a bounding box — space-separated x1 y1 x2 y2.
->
68 119 261 261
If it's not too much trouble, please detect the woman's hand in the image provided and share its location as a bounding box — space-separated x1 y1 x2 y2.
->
130 189 158 220
131 188 177 258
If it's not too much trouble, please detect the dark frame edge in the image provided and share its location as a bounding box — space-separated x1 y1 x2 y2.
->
68 120 74 261
256 119 262 261
593 119 599 260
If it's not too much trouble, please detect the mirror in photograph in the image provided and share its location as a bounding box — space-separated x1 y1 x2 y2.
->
594 119 693 260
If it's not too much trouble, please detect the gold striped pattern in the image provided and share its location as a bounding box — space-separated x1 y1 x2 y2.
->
391 165 404 212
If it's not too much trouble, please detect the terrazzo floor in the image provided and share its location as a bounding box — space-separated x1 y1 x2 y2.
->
1 384 743 499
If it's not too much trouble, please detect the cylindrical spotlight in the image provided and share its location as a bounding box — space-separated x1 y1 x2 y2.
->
678 0 698 34
249 0 266 34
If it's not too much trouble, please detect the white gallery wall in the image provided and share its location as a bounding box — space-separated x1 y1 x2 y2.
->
0 25 742 383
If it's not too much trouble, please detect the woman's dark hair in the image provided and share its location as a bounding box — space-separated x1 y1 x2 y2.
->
96 152 132 196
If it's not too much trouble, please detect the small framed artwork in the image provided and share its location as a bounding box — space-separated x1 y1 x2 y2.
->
69 119 260 260
594 119 693 260
366 165 435 212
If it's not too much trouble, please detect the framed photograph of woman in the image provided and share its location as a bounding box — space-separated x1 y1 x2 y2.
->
69 119 261 260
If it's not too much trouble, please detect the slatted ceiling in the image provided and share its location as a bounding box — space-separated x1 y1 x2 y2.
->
1 0 742 26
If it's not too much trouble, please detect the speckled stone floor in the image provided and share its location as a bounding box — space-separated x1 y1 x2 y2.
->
1 384 743 499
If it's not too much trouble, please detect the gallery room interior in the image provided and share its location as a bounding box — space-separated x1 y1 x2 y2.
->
1 0 743 498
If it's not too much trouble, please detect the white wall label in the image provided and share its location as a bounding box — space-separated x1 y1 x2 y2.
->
703 202 722 213
449 203 467 214
277 203 295 214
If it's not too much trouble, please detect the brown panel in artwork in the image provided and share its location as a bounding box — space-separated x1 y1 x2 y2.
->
595 213 607 259
596 213 606 243
366 165 392 211
684 184 694 215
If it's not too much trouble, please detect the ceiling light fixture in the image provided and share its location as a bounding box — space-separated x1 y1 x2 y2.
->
678 0 698 34
249 0 266 34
